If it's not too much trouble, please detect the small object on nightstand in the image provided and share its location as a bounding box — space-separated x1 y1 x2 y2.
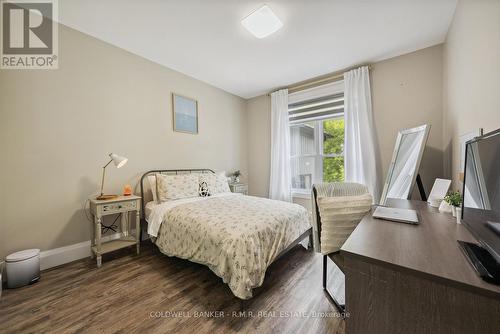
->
231 170 241 183
89 195 141 268
123 184 132 196
229 182 248 195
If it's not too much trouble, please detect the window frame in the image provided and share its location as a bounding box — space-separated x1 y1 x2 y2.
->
290 114 345 196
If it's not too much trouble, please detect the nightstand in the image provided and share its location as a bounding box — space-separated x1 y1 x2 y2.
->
229 183 248 195
89 195 141 268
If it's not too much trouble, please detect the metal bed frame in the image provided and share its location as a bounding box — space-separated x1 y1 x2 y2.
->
140 169 215 221
139 168 312 268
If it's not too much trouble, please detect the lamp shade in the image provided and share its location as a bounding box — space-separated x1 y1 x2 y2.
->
109 153 128 168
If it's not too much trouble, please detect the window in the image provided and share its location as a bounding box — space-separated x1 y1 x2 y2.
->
289 92 345 193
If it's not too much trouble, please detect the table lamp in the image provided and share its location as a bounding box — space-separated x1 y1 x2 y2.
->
96 153 128 200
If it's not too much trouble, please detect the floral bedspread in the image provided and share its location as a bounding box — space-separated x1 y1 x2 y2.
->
154 195 311 299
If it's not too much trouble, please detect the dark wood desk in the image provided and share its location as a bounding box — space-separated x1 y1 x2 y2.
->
341 199 500 334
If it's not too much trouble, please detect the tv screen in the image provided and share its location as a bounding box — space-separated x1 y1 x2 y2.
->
463 129 500 262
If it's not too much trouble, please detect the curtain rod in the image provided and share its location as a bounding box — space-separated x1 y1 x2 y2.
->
268 64 372 96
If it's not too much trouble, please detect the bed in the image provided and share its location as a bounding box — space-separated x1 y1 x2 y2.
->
140 169 312 299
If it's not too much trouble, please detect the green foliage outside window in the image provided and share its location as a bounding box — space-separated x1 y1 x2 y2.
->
323 118 345 182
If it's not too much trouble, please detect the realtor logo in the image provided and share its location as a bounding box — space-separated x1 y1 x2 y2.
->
1 0 58 69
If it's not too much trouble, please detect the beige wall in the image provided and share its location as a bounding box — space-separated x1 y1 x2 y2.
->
372 45 444 197
246 95 271 198
247 45 444 201
0 24 247 259
443 0 500 188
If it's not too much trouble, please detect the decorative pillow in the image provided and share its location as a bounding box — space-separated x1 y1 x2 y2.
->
156 173 199 201
147 175 158 203
199 172 230 195
215 172 231 193
199 181 211 197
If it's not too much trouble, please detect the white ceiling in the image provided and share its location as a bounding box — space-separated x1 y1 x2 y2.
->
59 0 457 99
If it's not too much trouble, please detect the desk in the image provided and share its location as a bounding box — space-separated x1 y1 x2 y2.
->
341 199 500 334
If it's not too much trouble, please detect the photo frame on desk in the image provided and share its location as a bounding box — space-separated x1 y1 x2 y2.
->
427 178 451 206
459 128 483 173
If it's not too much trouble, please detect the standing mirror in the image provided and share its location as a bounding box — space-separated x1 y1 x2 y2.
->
380 124 430 206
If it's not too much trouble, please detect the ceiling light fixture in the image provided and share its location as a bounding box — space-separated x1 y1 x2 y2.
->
241 5 283 39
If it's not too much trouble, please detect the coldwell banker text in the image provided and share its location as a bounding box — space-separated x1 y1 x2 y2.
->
1 0 58 69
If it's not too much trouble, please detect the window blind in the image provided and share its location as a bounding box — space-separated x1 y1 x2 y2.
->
288 93 344 123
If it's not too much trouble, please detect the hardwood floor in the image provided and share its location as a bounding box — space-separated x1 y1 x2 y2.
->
0 242 345 334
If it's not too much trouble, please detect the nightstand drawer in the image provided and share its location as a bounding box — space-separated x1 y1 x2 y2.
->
229 183 248 194
101 200 137 215
233 185 247 192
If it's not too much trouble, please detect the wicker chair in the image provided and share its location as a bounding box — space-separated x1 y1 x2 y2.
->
312 183 373 312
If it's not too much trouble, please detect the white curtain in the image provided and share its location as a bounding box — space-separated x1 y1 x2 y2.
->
344 66 380 202
269 89 292 202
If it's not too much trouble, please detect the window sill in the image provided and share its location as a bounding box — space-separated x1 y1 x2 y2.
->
292 191 312 199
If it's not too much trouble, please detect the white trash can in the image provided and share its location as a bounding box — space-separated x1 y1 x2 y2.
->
6 249 40 289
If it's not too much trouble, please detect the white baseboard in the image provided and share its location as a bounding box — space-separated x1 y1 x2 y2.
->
39 230 136 270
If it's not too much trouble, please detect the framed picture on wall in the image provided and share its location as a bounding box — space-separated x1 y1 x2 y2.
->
172 93 198 134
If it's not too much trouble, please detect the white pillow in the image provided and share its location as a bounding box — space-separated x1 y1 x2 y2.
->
156 173 199 201
147 175 158 203
215 172 231 193
199 172 230 195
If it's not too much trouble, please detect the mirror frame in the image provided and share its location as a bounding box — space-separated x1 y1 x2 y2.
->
379 124 431 206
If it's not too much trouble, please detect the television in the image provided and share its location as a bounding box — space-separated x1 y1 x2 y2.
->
459 128 500 285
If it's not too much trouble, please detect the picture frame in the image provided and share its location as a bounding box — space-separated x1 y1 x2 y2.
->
459 128 483 172
172 93 198 134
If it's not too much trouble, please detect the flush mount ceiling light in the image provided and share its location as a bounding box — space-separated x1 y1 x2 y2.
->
241 5 283 39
